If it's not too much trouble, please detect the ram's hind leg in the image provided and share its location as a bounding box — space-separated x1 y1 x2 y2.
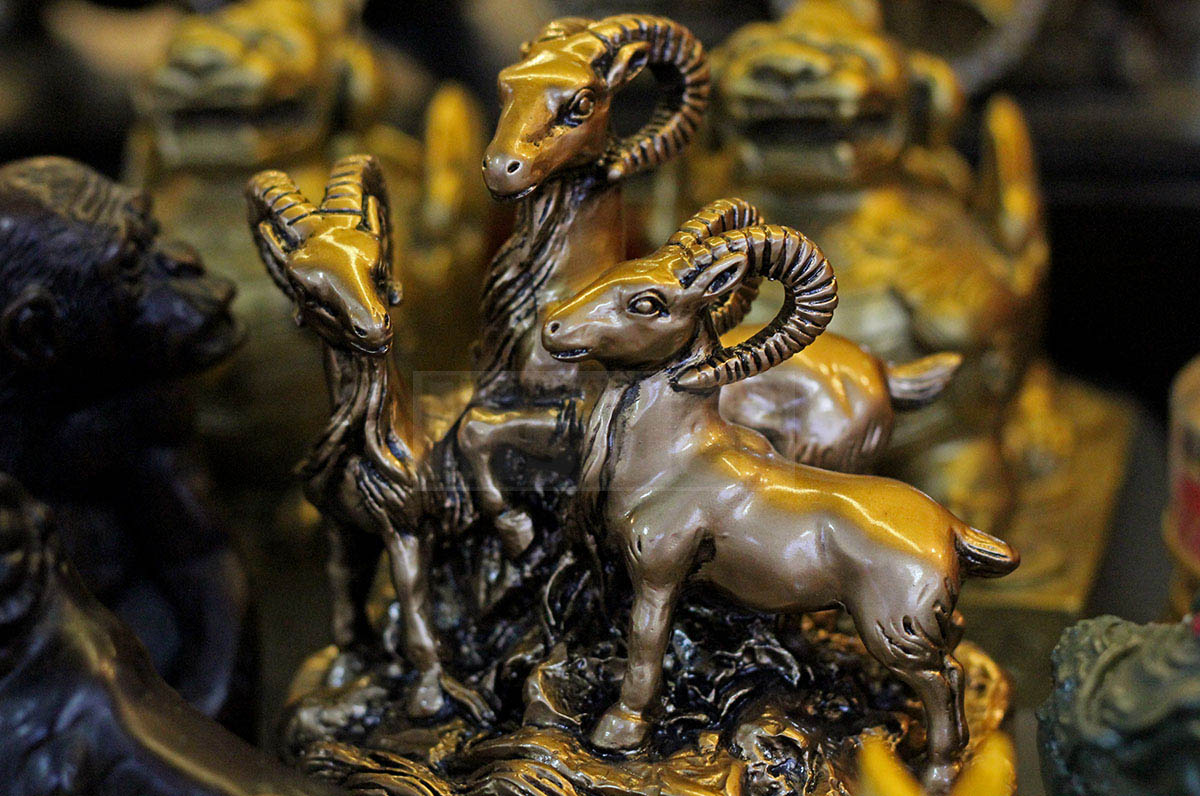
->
326 521 384 648
853 604 967 793
896 656 967 793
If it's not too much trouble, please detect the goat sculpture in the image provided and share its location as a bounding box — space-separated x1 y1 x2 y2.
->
541 200 1019 790
450 14 710 552
456 17 958 551
245 155 445 718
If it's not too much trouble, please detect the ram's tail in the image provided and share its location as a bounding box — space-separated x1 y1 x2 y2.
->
955 523 1020 578
885 352 963 411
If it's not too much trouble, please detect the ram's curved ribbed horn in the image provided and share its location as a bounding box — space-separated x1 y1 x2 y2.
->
245 169 318 294
320 154 399 304
671 224 838 392
667 198 764 336
587 15 710 181
245 169 318 245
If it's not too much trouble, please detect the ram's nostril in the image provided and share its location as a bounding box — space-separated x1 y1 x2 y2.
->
547 321 561 334
506 160 522 174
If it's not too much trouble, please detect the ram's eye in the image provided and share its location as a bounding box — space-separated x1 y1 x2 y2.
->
565 90 595 124
628 293 666 317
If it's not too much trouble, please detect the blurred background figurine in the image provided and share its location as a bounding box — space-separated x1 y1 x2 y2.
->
0 156 251 728
1038 601 1200 796
126 0 494 533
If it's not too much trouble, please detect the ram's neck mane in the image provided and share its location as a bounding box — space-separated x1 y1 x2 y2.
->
474 170 608 397
302 346 422 516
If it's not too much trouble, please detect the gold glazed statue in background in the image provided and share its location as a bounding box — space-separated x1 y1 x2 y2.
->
129 0 491 499
691 0 1049 534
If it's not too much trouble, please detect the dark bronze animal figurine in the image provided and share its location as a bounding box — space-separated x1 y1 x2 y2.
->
541 200 1019 790
246 155 445 717
0 156 248 724
0 472 337 796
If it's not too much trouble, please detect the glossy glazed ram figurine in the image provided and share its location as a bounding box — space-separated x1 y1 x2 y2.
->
246 155 445 717
541 200 1019 790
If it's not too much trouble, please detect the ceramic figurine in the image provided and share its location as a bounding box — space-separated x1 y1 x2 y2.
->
1038 605 1200 796
129 0 491 501
1166 354 1200 617
0 473 333 796
0 156 250 724
541 202 1019 789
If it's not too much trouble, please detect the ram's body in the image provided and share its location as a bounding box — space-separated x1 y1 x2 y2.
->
543 201 1017 789
720 329 960 471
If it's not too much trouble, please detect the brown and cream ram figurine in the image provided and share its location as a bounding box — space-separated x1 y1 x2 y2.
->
541 200 1019 790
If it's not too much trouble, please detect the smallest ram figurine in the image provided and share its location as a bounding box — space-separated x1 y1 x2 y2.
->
541 199 1019 791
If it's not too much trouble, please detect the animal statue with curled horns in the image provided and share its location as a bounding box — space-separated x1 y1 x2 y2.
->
245 155 448 718
448 12 961 562
238 14 1017 796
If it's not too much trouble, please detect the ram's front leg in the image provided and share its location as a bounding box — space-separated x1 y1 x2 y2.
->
456 404 568 557
592 575 683 750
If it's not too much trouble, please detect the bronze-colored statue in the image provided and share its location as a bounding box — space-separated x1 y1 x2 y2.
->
542 201 1018 788
256 174 1011 796
0 156 249 724
0 472 334 796
246 155 445 716
257 16 1014 796
1038 606 1200 796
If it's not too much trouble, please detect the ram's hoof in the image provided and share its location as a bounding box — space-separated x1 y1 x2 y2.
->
406 667 445 719
591 704 649 750
496 509 534 558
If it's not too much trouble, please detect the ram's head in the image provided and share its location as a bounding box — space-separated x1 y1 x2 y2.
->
482 14 709 199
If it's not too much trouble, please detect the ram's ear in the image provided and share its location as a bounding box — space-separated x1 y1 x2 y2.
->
605 41 651 88
696 253 750 303
0 285 64 370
